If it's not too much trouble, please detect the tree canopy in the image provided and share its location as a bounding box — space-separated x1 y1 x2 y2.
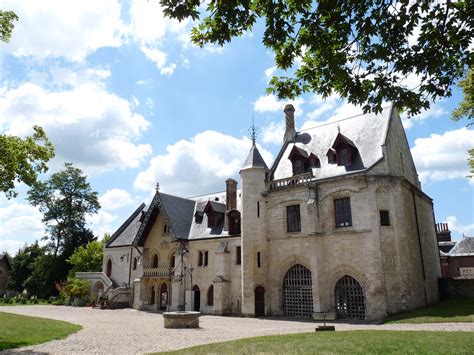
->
0 10 18 42
0 126 55 198
162 0 472 116
27 163 100 258
67 234 110 278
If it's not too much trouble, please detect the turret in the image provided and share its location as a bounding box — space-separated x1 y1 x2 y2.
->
240 137 268 316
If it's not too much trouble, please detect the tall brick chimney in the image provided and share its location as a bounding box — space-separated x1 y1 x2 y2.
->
226 178 237 211
284 104 296 143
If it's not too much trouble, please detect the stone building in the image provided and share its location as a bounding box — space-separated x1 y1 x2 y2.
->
80 104 441 321
0 254 11 296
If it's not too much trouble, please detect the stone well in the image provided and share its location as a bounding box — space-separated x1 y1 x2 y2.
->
163 311 200 328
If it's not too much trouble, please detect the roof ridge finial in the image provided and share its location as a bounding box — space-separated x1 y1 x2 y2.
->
249 115 258 146
155 182 160 192
337 124 341 133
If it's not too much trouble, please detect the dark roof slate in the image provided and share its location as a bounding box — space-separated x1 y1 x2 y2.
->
106 203 146 248
241 143 268 170
449 237 474 256
159 193 196 240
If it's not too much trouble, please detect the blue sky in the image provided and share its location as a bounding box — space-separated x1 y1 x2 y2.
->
0 0 473 255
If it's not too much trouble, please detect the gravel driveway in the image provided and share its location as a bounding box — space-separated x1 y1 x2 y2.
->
2 306 474 354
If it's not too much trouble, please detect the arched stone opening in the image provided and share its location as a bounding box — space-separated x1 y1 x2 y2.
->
160 283 168 310
150 286 156 305
283 264 313 317
334 275 366 320
192 285 200 312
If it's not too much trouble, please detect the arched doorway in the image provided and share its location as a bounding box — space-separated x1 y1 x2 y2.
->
334 275 366 320
254 286 265 317
160 283 168 310
106 259 112 278
192 285 200 312
150 286 156 305
283 264 313 317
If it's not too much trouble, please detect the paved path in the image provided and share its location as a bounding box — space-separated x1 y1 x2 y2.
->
2 306 473 354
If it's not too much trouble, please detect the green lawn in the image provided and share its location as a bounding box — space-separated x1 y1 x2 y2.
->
0 312 82 351
384 298 474 324
160 330 474 354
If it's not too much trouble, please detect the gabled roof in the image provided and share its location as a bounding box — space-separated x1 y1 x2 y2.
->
0 254 11 270
204 200 226 214
331 132 357 149
106 203 146 248
449 237 474 256
159 193 196 240
288 145 309 159
272 106 393 180
241 143 268 170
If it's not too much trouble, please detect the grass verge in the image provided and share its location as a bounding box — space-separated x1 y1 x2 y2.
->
0 311 82 351
384 298 474 324
159 330 474 354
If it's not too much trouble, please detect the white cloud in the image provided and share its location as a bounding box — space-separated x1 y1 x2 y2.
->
306 94 340 121
0 72 152 175
86 210 119 238
253 94 305 116
134 131 273 196
402 102 446 129
264 66 277 83
99 189 134 211
261 121 285 145
444 216 474 239
411 127 474 184
129 0 189 45
3 0 125 61
0 200 44 255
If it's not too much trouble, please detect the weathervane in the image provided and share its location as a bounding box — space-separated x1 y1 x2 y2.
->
249 115 259 145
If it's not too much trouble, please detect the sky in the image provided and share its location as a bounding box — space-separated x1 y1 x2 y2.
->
0 0 473 255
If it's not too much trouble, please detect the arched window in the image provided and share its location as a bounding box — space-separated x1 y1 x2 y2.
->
152 254 159 268
207 285 214 307
150 286 155 305
170 253 175 268
133 257 138 270
106 259 112 278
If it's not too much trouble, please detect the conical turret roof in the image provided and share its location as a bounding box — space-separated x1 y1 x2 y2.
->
241 142 268 170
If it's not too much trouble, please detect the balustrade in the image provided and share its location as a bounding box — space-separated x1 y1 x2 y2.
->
143 267 174 278
268 172 313 191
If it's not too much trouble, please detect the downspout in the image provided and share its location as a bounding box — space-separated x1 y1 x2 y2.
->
411 188 428 306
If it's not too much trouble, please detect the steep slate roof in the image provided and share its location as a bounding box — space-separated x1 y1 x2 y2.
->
242 143 268 170
449 237 474 256
159 193 196 240
0 254 11 270
106 203 146 248
273 106 393 180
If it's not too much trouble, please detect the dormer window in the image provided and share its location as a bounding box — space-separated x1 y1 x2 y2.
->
308 153 320 168
227 210 241 235
203 201 225 228
288 146 313 176
327 133 358 166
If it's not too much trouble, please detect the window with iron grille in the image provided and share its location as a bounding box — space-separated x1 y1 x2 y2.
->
380 210 390 226
287 205 301 233
335 198 352 228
